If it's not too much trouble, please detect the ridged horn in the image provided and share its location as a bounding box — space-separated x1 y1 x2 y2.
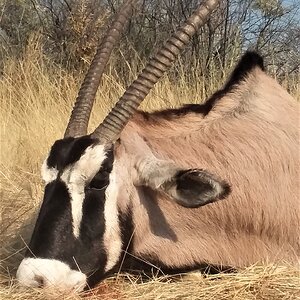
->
92 0 219 143
64 0 137 138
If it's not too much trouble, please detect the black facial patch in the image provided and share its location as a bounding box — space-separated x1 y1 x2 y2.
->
47 135 98 170
86 206 135 289
26 180 76 259
119 208 134 254
73 187 107 276
81 148 115 287
86 148 114 190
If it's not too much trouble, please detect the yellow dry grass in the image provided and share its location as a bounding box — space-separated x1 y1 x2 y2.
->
0 43 299 299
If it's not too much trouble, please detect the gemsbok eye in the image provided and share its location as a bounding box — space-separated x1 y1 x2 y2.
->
87 172 109 190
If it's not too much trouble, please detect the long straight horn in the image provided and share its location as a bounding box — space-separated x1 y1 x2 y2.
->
64 0 137 138
92 0 219 143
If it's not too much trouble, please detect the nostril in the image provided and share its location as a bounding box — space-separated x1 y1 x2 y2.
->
34 275 45 288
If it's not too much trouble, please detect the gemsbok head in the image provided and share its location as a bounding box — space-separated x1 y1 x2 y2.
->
16 0 299 293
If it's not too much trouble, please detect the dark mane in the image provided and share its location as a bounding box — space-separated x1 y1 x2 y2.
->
139 103 211 121
223 51 264 90
142 51 265 120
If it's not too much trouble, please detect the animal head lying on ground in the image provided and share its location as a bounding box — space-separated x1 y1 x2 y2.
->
16 0 299 293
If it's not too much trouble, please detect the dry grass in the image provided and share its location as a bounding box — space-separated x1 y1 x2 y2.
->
0 43 299 299
0 265 299 300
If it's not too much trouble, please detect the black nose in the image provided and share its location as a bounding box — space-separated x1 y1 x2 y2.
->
34 275 45 288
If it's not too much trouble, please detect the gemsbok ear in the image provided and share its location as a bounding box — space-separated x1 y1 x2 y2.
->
136 157 231 208
161 169 231 208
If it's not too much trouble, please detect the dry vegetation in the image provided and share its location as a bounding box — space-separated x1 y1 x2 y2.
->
0 42 299 300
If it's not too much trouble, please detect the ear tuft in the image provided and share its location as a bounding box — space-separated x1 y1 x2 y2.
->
163 169 231 208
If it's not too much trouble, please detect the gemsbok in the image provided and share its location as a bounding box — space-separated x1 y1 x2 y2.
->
16 0 299 293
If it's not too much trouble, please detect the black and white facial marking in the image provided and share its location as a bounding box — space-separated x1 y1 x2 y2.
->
17 135 231 291
16 136 124 291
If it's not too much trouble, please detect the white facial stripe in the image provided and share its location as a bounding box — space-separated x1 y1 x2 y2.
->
41 157 58 184
16 257 86 292
103 166 122 272
60 144 107 238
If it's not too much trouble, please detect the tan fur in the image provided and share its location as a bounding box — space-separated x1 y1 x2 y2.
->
116 66 300 269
